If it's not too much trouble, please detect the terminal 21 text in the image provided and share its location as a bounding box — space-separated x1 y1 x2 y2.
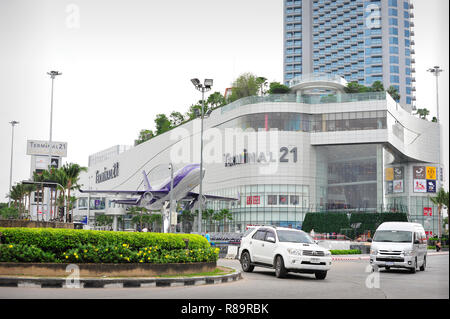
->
224 147 298 167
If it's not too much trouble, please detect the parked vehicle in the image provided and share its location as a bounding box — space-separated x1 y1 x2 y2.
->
238 226 332 279
368 222 427 273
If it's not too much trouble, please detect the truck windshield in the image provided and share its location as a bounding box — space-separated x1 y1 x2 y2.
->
373 230 412 243
277 230 314 243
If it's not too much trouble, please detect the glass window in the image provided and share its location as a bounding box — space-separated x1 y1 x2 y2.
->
389 37 398 45
252 230 267 241
390 75 400 83
373 230 412 243
390 46 399 54
390 55 399 64
388 8 398 16
267 195 278 205
279 195 288 205
389 18 398 26
277 230 314 243
389 27 398 35
390 65 399 73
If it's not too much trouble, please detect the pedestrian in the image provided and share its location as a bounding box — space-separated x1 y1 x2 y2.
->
436 240 441 252
205 231 211 245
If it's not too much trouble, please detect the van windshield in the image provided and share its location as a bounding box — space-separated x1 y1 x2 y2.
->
277 230 314 244
373 230 412 243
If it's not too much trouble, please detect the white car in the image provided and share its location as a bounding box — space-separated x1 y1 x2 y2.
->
238 226 332 279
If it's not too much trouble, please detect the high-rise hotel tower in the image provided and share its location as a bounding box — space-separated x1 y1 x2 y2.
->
283 0 415 111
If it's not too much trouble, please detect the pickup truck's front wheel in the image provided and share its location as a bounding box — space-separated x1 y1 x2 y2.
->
240 251 254 272
315 270 327 280
275 255 288 278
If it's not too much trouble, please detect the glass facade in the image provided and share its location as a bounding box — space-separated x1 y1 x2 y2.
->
316 144 382 212
207 184 310 232
218 111 387 133
284 0 416 108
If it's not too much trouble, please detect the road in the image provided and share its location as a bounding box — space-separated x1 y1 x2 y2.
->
0 254 447 299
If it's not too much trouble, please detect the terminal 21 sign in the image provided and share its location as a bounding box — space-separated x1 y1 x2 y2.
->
224 147 298 167
96 162 119 184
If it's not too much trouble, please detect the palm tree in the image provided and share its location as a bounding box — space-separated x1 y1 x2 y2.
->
23 184 37 219
61 163 87 222
414 108 430 120
430 188 449 239
370 81 384 92
213 209 233 232
386 86 400 102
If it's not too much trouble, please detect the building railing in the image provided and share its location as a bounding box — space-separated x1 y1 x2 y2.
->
221 91 387 114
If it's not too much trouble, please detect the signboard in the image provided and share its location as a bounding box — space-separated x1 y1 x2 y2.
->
27 140 68 157
393 167 404 180
393 180 403 193
427 180 436 193
385 181 393 194
423 207 432 216
385 168 394 181
413 166 426 179
413 179 427 193
426 166 436 180
246 196 260 205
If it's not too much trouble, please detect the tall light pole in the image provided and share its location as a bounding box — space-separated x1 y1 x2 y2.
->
191 78 213 233
47 71 62 221
168 163 174 233
8 120 19 207
427 66 443 123
427 66 444 239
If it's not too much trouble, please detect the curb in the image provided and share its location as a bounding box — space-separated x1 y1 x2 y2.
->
332 251 448 261
332 255 370 261
0 269 243 289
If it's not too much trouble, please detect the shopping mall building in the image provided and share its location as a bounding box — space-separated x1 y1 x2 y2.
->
73 74 443 236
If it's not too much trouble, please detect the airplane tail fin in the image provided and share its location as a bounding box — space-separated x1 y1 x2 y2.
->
142 171 152 190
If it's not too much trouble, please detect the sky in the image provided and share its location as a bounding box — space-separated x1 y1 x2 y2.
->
0 0 448 202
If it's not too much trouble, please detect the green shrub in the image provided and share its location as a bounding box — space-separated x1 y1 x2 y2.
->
0 244 57 263
302 212 350 233
330 249 361 255
0 228 215 264
0 227 209 255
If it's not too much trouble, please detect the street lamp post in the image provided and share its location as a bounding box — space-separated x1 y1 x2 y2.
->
47 71 62 221
427 66 443 123
191 78 213 233
169 163 174 233
427 66 444 239
8 121 19 208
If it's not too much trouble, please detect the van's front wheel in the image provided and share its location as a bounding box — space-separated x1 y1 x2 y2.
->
410 258 417 273
420 256 426 271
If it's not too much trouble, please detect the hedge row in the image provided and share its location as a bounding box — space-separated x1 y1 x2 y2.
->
0 243 219 264
301 212 408 238
330 249 361 255
0 227 210 256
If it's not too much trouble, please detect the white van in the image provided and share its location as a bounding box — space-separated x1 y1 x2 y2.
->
369 222 427 273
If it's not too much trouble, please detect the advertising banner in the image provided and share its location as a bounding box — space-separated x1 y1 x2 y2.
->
393 180 403 193
385 181 393 194
385 168 394 181
426 166 436 180
413 166 426 179
393 167 404 180
413 179 427 193
427 180 436 193
423 207 432 216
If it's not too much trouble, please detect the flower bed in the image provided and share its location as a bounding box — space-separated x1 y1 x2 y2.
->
0 227 218 264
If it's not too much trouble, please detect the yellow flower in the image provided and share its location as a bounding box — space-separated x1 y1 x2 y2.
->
84 250 87 253
65 256 69 259
8 245 13 248
122 244 127 247
139 260 143 263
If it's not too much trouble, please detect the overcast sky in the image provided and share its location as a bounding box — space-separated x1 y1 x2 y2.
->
0 0 448 200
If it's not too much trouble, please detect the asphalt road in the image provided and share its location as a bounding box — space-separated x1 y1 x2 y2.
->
0 254 448 299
